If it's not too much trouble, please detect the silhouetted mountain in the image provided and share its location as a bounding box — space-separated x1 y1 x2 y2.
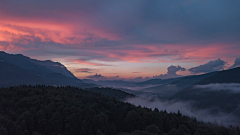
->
170 71 218 86
30 59 76 78
0 52 51 76
82 79 137 87
135 78 162 86
0 61 52 87
170 67 240 114
196 67 240 84
0 51 93 88
98 80 136 87
0 51 76 78
44 73 88 86
138 72 217 99
82 79 98 84
139 78 182 98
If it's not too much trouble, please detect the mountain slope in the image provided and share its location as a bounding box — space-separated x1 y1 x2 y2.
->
0 52 51 76
0 61 56 87
171 67 240 98
44 73 85 86
0 52 93 88
30 59 76 78
0 51 76 78
170 71 218 86
170 67 240 113
135 79 162 86
140 72 217 99
196 67 240 84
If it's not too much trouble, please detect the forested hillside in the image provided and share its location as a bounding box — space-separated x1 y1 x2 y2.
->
85 87 135 100
0 85 239 135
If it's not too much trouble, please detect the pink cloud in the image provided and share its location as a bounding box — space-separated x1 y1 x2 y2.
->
85 44 239 64
68 59 111 66
0 1 239 79
0 12 120 49
0 6 239 65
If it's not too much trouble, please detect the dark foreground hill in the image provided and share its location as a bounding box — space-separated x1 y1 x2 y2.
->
0 85 238 135
85 87 135 100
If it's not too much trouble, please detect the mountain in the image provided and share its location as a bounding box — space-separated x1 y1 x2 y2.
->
82 79 98 84
195 67 240 84
82 72 219 100
136 71 218 99
170 71 218 86
0 51 93 88
82 79 137 87
135 78 162 86
81 79 169 98
0 61 52 87
30 59 76 78
170 67 240 114
0 51 76 78
43 73 87 86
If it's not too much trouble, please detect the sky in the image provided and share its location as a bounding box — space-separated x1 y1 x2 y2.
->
0 0 240 80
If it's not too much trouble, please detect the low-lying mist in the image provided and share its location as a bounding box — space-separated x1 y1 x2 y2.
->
124 96 240 127
121 84 162 91
194 83 240 93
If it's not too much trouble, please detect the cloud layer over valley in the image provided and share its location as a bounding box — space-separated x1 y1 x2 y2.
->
194 83 240 93
125 96 240 127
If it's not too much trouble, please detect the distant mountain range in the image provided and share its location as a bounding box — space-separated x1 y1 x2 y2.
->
82 79 137 87
83 66 240 118
139 71 218 99
86 71 219 98
0 51 93 88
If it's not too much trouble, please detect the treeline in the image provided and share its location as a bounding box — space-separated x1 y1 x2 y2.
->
0 85 239 135
85 87 135 100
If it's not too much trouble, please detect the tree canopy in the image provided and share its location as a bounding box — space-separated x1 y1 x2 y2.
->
0 85 238 135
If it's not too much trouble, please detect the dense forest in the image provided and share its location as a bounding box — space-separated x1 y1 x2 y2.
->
0 85 239 135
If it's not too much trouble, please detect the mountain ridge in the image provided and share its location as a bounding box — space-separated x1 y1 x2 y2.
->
169 67 240 115
0 51 76 78
0 51 92 88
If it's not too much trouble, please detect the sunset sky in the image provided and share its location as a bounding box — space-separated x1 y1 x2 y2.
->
0 0 240 80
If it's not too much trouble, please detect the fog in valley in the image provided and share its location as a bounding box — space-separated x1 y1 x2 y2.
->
194 83 240 93
125 95 240 127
